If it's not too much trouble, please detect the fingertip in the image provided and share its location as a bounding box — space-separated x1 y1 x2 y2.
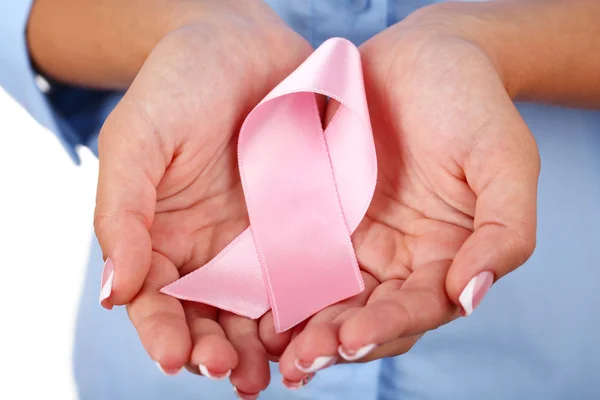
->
184 302 239 376
230 349 271 395
157 361 184 376
95 211 153 306
282 372 316 391
220 313 271 395
99 258 115 309
233 386 261 400
457 270 495 316
145 315 192 369
293 323 339 363
100 299 114 310
445 223 529 305
338 343 377 361
198 363 232 380
338 304 386 350
191 332 238 374
279 323 339 381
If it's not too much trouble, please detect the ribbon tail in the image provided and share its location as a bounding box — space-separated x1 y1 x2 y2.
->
160 228 271 319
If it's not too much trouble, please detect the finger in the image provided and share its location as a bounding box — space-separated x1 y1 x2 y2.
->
126 251 191 374
220 312 270 398
338 263 457 361
332 307 421 363
95 102 171 307
183 302 238 379
279 322 340 384
258 311 292 360
258 318 308 364
279 272 378 383
348 334 422 363
448 116 540 315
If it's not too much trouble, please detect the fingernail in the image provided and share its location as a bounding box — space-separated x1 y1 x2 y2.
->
283 373 315 390
233 387 259 400
294 355 337 373
198 364 231 380
459 271 494 316
99 258 114 309
338 343 377 361
156 361 182 376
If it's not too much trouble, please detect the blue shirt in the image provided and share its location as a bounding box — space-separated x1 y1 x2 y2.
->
2 1 600 399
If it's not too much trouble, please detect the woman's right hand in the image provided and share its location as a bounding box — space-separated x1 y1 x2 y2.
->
94 2 313 395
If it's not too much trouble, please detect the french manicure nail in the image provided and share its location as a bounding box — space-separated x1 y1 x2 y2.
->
156 361 182 376
459 271 494 316
283 373 315 390
233 387 260 400
294 355 337 373
99 258 114 309
198 364 231 380
338 343 377 361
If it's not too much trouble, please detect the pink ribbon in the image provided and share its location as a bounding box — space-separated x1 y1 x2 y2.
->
161 38 377 333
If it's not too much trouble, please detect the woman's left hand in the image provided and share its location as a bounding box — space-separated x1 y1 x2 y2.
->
261 4 540 385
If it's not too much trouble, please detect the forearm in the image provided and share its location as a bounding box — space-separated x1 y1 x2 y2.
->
418 0 600 108
27 0 278 90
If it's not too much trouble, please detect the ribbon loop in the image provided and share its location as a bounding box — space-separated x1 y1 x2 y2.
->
161 38 377 332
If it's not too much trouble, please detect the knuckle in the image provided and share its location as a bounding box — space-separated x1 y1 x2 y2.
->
508 229 537 266
94 208 152 234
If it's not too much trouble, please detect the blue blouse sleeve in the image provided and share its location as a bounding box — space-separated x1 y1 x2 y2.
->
0 0 80 162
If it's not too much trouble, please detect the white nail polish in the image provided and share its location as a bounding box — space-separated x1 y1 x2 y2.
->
233 387 260 400
294 355 337 373
459 271 494 316
156 361 182 376
283 373 315 390
99 268 114 304
199 364 231 380
338 343 377 361
459 276 477 316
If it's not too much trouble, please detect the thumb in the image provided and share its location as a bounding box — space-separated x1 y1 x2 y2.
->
94 102 169 308
446 118 540 316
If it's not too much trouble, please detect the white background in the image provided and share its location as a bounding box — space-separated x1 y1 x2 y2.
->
0 87 97 399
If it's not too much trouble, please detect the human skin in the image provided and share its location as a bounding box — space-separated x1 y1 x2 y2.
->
29 0 314 394
270 0 600 386
26 0 600 395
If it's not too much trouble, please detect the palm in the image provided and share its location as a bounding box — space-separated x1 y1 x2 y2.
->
353 36 485 291
275 31 538 379
344 33 535 346
141 26 312 276
96 18 314 391
133 23 313 276
150 130 245 276
146 118 250 378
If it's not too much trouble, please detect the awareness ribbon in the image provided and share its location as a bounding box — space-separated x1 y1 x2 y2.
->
161 38 377 333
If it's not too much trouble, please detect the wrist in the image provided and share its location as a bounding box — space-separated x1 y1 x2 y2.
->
401 2 524 99
27 0 283 89
404 0 600 107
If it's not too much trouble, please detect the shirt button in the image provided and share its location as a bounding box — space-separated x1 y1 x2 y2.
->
35 75 51 94
346 0 370 13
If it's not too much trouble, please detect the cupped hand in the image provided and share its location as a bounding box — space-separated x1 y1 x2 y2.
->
267 7 540 384
93 4 312 395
